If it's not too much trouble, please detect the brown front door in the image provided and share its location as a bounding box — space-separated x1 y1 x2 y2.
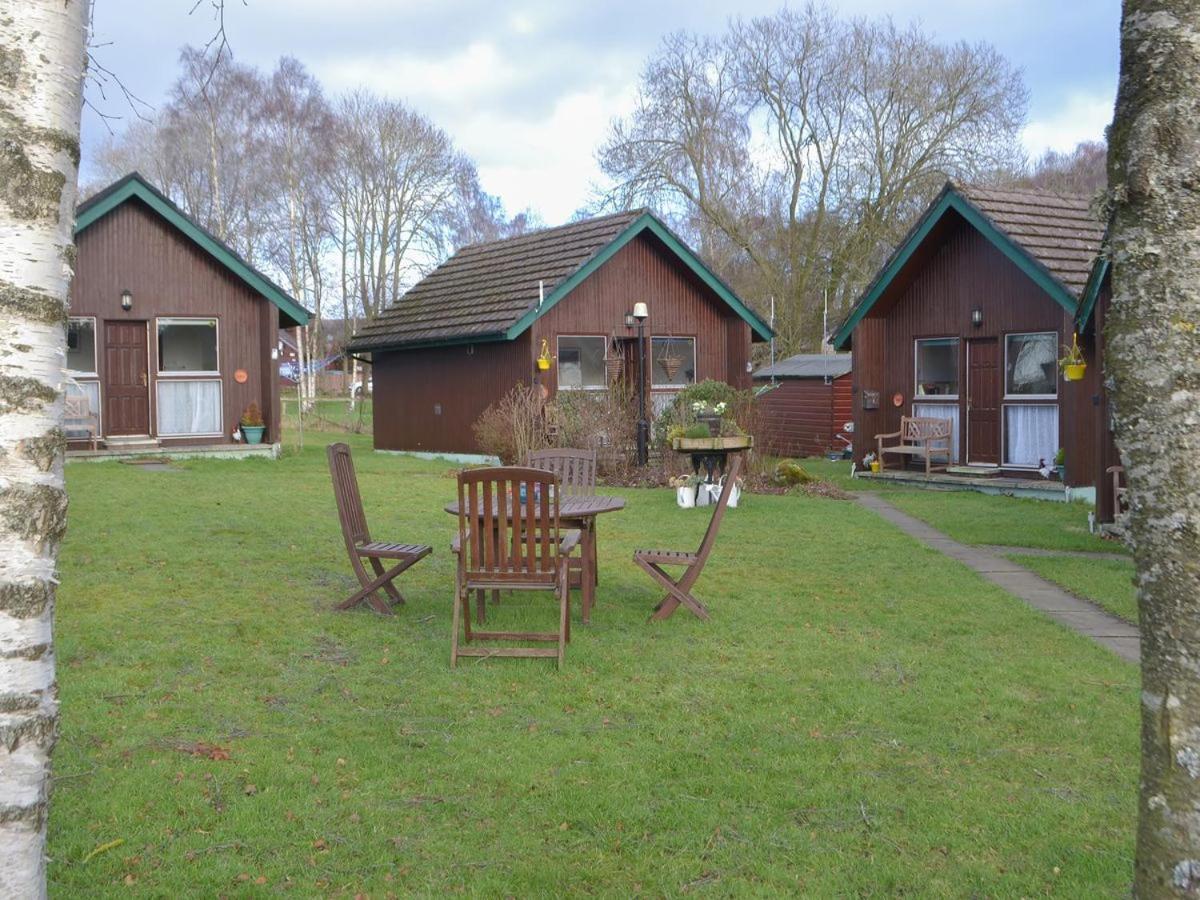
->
967 338 1000 464
104 321 150 435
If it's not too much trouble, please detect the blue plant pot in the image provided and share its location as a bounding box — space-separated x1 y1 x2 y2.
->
241 425 265 445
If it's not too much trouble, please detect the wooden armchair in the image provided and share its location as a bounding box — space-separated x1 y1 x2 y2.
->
64 393 100 450
327 442 432 614
452 467 580 669
1108 465 1129 516
634 453 743 621
526 447 599 609
876 416 953 474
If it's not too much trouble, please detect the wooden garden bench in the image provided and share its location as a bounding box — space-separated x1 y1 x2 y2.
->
327 442 432 614
876 416 953 475
1108 465 1129 516
634 453 743 621
64 393 100 450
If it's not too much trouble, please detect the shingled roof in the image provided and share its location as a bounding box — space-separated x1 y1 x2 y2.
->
833 181 1104 349
956 184 1104 295
348 209 773 352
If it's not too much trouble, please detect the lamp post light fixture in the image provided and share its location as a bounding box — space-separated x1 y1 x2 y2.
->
120 288 133 311
632 301 650 466
971 307 983 327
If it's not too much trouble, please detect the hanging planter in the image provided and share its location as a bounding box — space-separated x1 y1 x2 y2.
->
605 355 624 383
659 353 684 381
536 338 552 372
1059 332 1087 382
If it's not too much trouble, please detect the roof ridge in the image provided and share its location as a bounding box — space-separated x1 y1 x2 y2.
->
956 180 1098 205
454 207 649 253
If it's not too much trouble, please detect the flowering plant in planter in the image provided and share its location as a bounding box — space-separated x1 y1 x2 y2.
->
240 403 266 445
691 400 728 435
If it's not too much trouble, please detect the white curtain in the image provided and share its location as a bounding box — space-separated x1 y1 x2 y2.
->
1004 404 1058 467
912 401 959 463
157 380 222 436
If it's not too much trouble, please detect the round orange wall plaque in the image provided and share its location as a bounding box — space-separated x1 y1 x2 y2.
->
892 392 904 407
234 368 249 384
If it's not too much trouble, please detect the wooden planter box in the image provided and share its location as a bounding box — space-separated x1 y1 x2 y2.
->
672 436 754 452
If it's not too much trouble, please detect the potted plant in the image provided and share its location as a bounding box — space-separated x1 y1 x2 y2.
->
669 472 703 508
240 403 266 444
536 338 552 371
690 400 727 436
1059 334 1087 382
863 451 880 473
1054 447 1066 482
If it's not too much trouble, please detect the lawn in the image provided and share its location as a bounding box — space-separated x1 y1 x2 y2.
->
51 433 1137 895
1004 554 1138 625
283 397 373 434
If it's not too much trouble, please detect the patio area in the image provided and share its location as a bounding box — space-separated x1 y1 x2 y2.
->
856 467 1079 502
49 432 1136 895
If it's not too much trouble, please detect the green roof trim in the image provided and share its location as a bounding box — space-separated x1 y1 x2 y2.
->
1076 256 1110 331
75 172 311 327
504 213 774 342
832 186 1080 350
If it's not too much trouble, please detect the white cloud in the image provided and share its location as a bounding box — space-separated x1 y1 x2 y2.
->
1022 91 1114 157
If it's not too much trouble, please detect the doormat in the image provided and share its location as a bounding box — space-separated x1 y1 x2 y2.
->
945 465 1002 478
119 458 177 471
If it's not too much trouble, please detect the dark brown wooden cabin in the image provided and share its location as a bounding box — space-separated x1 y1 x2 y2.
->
348 210 773 455
753 353 853 458
833 183 1106 490
66 173 310 451
1076 261 1123 521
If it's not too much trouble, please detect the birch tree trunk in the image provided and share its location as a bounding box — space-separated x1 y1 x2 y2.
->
1107 2 1200 895
0 2 88 897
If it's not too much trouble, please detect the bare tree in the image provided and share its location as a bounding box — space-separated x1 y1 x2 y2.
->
1015 139 1108 196
599 4 1027 353
1106 1 1200 895
0 2 88 895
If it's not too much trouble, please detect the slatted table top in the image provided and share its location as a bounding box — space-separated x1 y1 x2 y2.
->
444 495 626 518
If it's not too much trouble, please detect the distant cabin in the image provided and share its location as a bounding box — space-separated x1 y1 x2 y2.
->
348 210 773 455
67 172 310 453
753 353 853 458
833 182 1106 493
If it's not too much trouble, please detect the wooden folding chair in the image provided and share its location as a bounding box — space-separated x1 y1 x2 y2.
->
327 442 432 614
526 447 599 590
452 467 579 669
634 453 743 621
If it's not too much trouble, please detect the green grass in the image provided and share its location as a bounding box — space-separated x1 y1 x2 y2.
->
1005 554 1139 625
283 397 373 433
50 432 1137 895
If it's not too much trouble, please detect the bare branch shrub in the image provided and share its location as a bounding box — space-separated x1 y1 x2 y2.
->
471 384 549 465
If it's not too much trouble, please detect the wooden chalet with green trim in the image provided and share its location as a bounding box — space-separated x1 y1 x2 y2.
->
66 172 310 455
833 182 1108 497
349 209 772 455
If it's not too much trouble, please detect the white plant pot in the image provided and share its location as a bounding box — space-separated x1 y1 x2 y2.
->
676 486 695 509
694 483 712 507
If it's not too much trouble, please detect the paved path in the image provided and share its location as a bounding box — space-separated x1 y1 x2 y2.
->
982 545 1130 562
855 493 1140 664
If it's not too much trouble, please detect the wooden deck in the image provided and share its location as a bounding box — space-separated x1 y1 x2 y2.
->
857 468 1080 502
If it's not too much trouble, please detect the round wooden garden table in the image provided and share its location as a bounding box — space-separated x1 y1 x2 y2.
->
443 494 626 625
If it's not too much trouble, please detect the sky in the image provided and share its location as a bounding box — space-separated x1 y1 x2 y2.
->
82 0 1120 224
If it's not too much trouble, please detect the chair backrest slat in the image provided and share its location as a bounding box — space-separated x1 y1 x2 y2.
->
695 453 744 566
457 466 561 582
327 443 371 549
526 448 596 497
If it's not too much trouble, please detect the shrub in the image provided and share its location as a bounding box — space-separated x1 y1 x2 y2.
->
683 423 711 439
240 403 264 427
472 384 549 464
550 382 638 477
775 459 814 486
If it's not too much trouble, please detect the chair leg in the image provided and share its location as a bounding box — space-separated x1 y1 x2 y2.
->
557 567 569 670
339 559 412 614
450 584 462 668
369 557 404 604
475 589 487 625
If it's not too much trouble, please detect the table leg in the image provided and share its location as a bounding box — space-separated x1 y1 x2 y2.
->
582 522 595 625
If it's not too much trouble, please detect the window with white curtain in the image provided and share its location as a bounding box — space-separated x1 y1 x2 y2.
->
1004 404 1058 468
913 401 960 463
157 379 222 436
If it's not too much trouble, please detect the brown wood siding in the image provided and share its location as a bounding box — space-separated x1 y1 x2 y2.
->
371 336 532 454
532 232 754 401
850 214 1097 486
68 198 280 443
756 373 852 458
1092 279 1122 521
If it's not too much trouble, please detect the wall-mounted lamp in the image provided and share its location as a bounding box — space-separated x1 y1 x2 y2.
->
120 289 133 311
970 307 983 327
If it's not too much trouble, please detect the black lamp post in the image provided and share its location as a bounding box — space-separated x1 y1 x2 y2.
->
632 301 649 465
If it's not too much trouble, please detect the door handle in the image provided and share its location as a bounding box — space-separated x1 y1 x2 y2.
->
140 372 147 387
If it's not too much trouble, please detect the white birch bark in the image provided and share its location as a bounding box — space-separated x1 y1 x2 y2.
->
0 2 88 897
1107 1 1200 895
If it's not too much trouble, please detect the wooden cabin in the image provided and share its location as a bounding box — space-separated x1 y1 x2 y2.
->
66 173 310 454
753 353 853 458
833 183 1106 491
348 209 773 455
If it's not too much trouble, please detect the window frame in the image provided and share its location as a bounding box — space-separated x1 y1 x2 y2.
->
555 333 608 392
156 316 221 377
66 315 99 377
1003 330 1059 400
650 335 697 389
1001 401 1059 469
155 376 225 438
913 336 960 400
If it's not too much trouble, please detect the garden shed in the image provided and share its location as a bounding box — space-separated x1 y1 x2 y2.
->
348 209 773 455
66 172 310 455
833 182 1106 491
753 353 853 458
